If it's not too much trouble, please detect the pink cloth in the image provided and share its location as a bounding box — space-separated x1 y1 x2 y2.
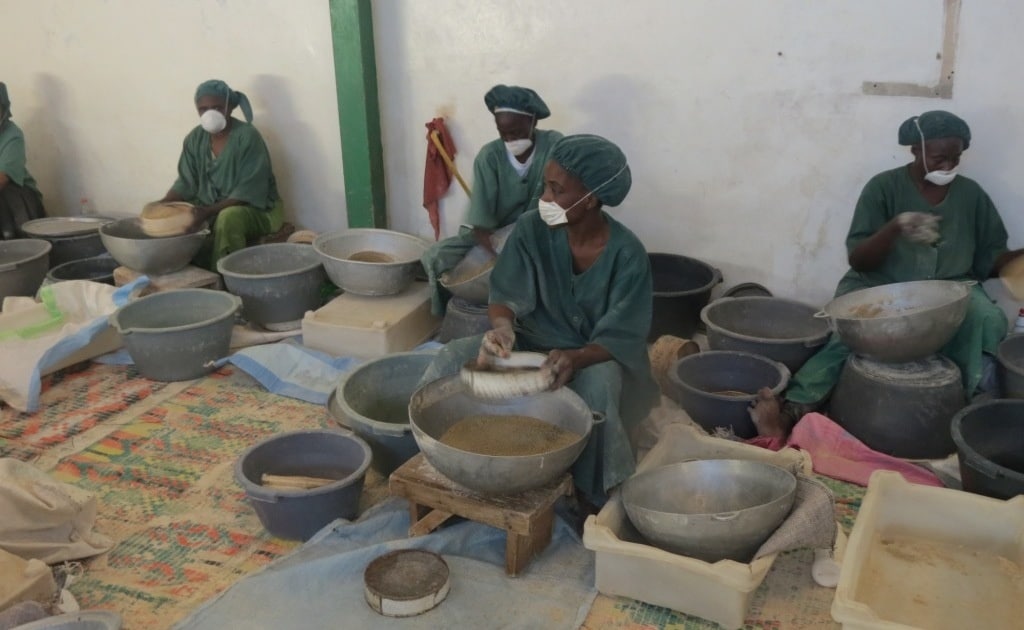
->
747 413 943 487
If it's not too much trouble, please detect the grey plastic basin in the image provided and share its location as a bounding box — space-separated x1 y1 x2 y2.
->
217 243 326 331
109 289 240 381
0 238 51 299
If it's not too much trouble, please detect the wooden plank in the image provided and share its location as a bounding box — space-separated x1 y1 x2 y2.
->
408 508 454 537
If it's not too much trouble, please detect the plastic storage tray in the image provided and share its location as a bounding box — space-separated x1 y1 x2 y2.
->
301 282 439 358
832 471 1024 630
583 423 811 629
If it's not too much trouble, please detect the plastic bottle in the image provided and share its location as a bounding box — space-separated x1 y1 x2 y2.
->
1014 308 1024 334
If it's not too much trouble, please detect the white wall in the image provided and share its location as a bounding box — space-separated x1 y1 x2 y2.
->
374 0 1024 313
2 0 346 232
4 0 1023 312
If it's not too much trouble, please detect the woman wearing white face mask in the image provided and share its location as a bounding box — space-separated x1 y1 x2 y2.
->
751 110 1024 439
421 84 562 316
419 134 659 509
157 79 283 270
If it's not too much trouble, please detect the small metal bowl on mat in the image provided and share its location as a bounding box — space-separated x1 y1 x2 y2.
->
364 549 450 617
460 351 552 399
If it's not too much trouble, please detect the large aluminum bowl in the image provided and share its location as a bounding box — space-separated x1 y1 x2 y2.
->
100 217 208 275
408 375 594 495
818 280 971 363
217 243 326 331
313 228 428 296
622 459 797 563
439 224 515 305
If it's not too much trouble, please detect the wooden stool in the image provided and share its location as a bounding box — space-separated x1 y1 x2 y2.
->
389 454 573 577
113 265 223 296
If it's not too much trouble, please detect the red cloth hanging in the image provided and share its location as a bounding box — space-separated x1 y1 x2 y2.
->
423 117 457 241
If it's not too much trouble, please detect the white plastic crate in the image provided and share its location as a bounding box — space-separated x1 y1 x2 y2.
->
301 282 439 358
832 470 1024 630
582 423 811 629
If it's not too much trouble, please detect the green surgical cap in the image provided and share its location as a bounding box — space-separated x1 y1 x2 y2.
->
194 79 253 123
551 134 632 207
898 110 970 150
484 85 550 120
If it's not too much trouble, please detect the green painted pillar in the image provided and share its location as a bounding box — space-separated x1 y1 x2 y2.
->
329 0 387 228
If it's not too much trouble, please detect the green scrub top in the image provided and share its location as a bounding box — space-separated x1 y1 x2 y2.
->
491 209 659 415
465 129 562 229
0 121 39 195
836 165 1008 296
170 119 279 210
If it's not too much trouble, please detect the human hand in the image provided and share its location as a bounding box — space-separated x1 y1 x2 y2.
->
187 207 212 233
477 320 515 366
544 349 576 389
896 212 941 245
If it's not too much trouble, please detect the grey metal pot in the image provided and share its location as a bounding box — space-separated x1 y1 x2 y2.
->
328 350 438 476
666 350 790 439
313 228 428 296
45 254 118 285
622 459 797 563
817 280 971 363
19 217 112 268
0 238 51 299
100 218 208 275
997 334 1024 399
830 354 963 459
109 289 240 381
217 243 326 331
408 374 595 495
701 296 830 372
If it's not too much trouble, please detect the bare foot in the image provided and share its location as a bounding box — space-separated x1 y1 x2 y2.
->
749 387 787 438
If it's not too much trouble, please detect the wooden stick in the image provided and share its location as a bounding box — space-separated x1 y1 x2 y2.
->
430 130 472 197
260 473 335 490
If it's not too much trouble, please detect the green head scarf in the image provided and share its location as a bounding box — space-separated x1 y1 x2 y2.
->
484 85 550 120
898 110 971 150
0 82 10 124
551 134 632 207
194 79 253 123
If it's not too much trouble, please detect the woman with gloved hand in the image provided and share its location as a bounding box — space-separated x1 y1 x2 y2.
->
752 110 1024 438
156 79 284 270
419 134 659 507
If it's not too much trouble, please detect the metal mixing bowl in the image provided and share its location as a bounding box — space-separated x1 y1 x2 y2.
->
439 224 515 305
622 459 797 563
99 217 208 275
408 375 595 495
818 280 971 363
313 228 428 296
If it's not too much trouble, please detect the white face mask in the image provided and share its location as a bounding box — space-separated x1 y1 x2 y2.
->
538 199 569 226
915 117 957 186
504 138 533 157
200 109 227 134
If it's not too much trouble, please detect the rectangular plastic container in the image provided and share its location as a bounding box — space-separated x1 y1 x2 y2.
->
582 423 811 629
301 282 439 358
832 470 1024 630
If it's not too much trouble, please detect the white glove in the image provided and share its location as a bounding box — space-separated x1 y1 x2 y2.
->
896 212 941 245
477 318 515 365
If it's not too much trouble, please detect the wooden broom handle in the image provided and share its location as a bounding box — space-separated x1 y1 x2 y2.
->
430 130 472 197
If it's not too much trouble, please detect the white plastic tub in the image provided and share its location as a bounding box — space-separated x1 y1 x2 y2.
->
832 471 1024 630
582 423 810 629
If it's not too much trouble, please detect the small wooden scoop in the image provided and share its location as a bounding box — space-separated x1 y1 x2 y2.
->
260 473 335 490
